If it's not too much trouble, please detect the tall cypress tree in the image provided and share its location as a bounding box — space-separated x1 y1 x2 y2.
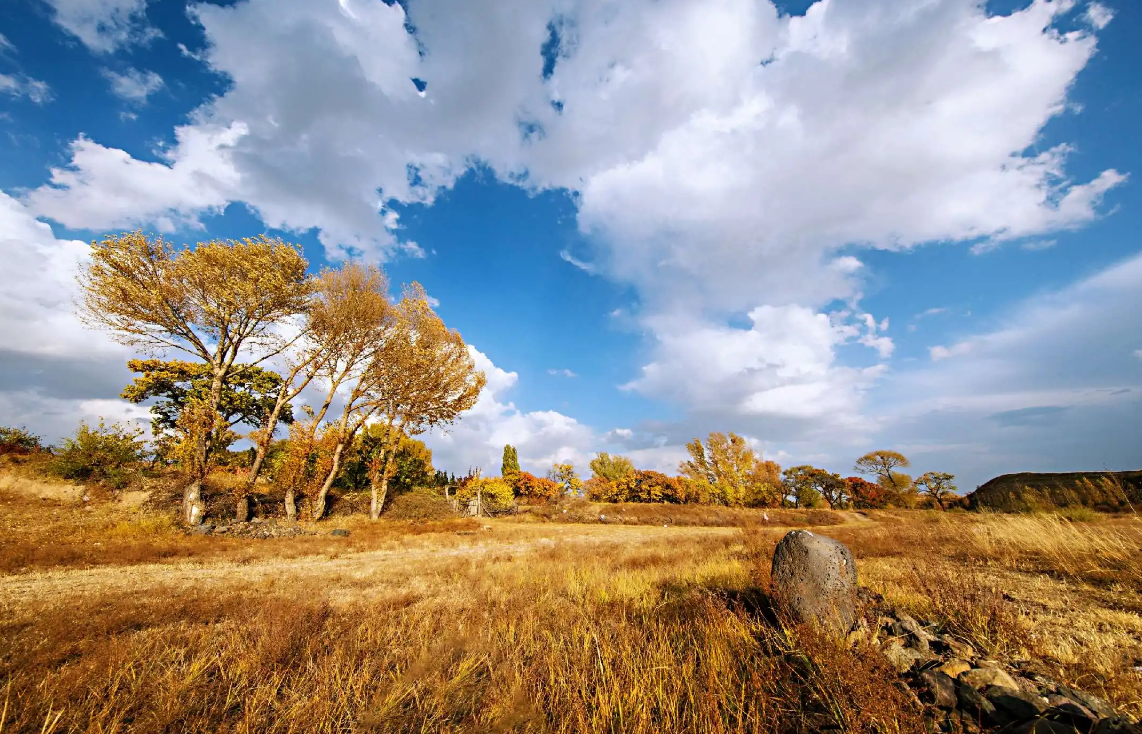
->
501 444 521 486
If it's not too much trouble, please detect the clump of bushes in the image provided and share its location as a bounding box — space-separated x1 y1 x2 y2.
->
0 426 42 455
49 419 147 489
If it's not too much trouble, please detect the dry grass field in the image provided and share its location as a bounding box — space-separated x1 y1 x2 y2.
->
1 483 1140 733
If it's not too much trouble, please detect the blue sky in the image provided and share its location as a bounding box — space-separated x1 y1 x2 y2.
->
1 0 1139 491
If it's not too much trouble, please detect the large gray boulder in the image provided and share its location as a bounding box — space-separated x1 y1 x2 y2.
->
770 529 858 634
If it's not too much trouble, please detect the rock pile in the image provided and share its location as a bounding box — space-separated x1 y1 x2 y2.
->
769 530 1139 734
858 588 1140 734
189 518 316 539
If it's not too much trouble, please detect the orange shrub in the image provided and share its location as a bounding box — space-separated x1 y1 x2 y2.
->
515 471 563 504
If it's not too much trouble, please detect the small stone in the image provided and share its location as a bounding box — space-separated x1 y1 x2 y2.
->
190 523 214 536
770 530 859 635
945 637 978 660
961 666 1021 691
847 617 870 647
900 614 936 641
985 685 1048 724
883 641 925 673
938 659 973 679
920 669 958 708
331 529 350 537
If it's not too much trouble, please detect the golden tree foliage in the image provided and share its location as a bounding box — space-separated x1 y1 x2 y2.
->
679 432 782 507
854 450 915 507
361 284 485 520
589 452 636 482
547 463 583 497
77 232 312 524
299 264 397 520
915 471 958 510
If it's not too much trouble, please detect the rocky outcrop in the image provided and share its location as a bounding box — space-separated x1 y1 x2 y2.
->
771 529 858 634
859 590 1140 733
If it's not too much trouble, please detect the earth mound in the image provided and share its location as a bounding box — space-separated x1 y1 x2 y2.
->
966 471 1142 513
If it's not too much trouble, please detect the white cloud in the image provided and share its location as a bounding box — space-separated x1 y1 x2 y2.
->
0 192 140 442
25 125 244 233
559 249 596 273
547 368 577 378
8 0 1130 476
626 305 890 424
0 73 53 104
101 67 163 103
0 33 14 53
424 347 597 475
20 0 1123 434
1086 3 1114 30
42 0 159 53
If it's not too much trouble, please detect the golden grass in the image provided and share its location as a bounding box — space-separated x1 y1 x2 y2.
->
1 488 1141 732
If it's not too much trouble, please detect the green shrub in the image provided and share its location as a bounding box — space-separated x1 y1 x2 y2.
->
0 426 42 455
50 419 146 488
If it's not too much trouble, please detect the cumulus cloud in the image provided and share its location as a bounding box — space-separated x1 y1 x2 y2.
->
9 0 1131 475
0 192 139 442
424 347 596 475
21 0 1123 423
42 0 159 53
101 67 163 103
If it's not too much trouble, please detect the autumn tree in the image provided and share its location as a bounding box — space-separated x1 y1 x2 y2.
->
241 262 381 507
77 232 311 524
915 471 958 510
515 471 562 504
854 450 914 505
845 476 889 509
502 445 521 486
547 463 583 497
798 467 848 509
357 284 485 520
781 466 829 508
679 432 781 507
589 452 635 482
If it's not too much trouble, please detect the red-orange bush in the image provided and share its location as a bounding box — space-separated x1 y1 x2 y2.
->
845 476 889 509
515 471 562 504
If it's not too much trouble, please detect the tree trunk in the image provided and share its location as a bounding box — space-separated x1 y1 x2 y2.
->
285 488 297 522
235 494 250 522
370 475 390 521
312 441 346 521
184 480 205 525
184 366 226 525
